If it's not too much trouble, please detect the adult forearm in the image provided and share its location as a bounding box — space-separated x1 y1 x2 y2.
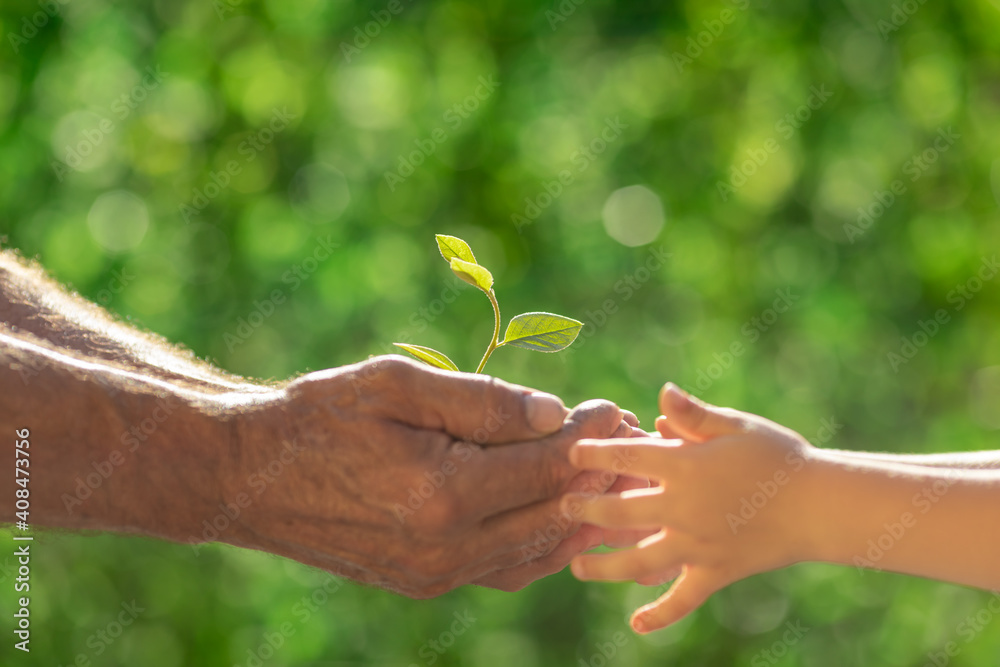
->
0 250 269 394
0 332 254 542
806 451 1000 589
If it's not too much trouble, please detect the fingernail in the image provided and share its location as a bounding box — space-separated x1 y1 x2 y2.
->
526 392 567 434
570 559 585 579
662 383 691 413
632 615 647 633
567 444 580 467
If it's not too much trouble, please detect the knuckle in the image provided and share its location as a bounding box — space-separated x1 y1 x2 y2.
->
407 491 461 535
536 451 574 497
369 355 419 385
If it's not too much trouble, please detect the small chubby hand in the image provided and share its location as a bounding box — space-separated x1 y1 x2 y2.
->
562 384 818 633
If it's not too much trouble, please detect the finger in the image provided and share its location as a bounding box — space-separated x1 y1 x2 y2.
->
658 383 751 443
601 527 659 548
473 524 605 592
351 355 572 443
636 567 682 586
561 490 666 530
449 400 625 522
606 473 649 494
654 416 684 440
611 418 633 438
570 531 682 582
631 568 719 633
569 438 685 481
469 460 625 589
622 410 640 428
598 456 656 547
631 426 652 438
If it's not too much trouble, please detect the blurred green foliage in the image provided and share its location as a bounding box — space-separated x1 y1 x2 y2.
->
2 0 1000 664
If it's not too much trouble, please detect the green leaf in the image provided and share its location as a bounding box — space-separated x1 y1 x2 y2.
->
435 234 477 265
450 257 494 293
392 343 460 372
500 312 583 352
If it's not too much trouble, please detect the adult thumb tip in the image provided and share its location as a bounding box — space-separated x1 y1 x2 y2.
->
525 391 568 434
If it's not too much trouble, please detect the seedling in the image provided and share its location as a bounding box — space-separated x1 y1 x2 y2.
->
394 234 583 373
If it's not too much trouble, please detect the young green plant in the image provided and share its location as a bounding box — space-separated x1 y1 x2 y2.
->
393 234 583 374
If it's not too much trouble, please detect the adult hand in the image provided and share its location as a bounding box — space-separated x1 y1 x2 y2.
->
222 355 633 598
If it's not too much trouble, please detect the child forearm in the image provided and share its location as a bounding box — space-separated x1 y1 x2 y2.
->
823 449 1000 470
806 450 1000 590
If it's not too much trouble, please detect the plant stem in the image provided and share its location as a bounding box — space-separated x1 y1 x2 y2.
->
475 289 502 374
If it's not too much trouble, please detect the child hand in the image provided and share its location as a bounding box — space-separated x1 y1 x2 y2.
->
561 384 819 633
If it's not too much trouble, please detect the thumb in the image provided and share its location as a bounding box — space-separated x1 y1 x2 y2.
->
630 568 718 633
362 356 571 444
657 383 750 443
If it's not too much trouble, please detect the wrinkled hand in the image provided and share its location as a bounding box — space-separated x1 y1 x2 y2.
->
223 355 633 598
563 384 815 632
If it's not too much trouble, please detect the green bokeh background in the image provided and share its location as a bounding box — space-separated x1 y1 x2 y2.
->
3 0 1000 664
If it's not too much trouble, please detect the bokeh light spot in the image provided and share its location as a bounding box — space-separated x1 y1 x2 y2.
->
86 190 150 252
601 185 665 247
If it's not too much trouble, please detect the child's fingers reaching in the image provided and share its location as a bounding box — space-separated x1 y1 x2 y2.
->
600 527 659 548
605 473 649 494
636 567 682 586
658 383 751 443
561 490 665 530
654 415 685 440
569 438 682 481
630 567 720 633
570 531 683 582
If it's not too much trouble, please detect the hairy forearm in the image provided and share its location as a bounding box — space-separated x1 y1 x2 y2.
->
0 332 277 542
0 250 270 394
805 451 1000 589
